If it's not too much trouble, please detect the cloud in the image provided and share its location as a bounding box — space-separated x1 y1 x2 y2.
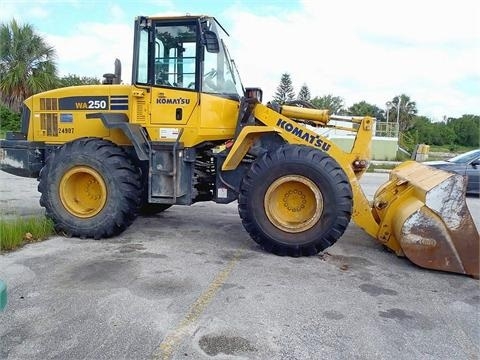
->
221 0 479 120
3 0 478 120
1 1 52 22
32 2 184 83
110 4 126 20
45 22 133 83
28 7 50 19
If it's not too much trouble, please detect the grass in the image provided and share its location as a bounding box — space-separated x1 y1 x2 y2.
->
428 145 476 153
0 216 55 252
366 163 396 173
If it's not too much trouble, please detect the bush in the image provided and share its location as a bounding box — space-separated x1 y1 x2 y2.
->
0 104 21 132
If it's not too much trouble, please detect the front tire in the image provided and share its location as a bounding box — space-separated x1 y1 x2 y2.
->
38 138 142 239
238 144 353 256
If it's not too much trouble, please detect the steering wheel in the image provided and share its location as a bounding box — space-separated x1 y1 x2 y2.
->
204 68 217 80
203 69 217 91
156 75 172 87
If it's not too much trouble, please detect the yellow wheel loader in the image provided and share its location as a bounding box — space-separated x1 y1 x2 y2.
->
0 15 478 276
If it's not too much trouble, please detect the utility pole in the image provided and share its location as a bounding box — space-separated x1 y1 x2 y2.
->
396 97 402 126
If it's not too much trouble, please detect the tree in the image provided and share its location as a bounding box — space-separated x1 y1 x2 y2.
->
0 19 58 112
0 103 20 132
348 101 385 121
431 123 456 146
408 115 458 146
447 115 480 147
386 94 417 132
407 115 432 144
297 83 311 102
273 73 295 104
58 74 100 87
310 94 345 114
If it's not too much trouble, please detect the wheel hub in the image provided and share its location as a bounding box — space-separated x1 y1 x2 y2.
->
264 175 323 233
59 166 107 218
283 189 307 212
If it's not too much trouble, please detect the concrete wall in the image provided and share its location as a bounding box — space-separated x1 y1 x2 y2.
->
330 136 399 161
310 120 399 161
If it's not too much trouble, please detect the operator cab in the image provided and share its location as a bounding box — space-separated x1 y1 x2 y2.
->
132 15 244 99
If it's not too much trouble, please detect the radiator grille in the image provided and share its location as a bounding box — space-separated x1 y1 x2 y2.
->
40 113 58 136
136 99 146 122
40 98 58 110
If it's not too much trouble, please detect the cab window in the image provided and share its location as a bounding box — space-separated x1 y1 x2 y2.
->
135 27 149 84
154 24 197 89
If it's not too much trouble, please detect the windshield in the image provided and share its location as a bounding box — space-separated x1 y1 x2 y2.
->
221 39 244 96
448 149 480 164
202 19 244 97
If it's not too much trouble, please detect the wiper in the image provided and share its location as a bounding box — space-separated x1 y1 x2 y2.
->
231 59 245 94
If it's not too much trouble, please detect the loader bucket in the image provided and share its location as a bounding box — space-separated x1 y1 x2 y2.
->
373 161 479 277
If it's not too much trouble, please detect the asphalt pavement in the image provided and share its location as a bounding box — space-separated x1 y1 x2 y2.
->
0 171 479 360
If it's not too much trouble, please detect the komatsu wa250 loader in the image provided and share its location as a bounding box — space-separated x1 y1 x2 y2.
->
1 15 478 276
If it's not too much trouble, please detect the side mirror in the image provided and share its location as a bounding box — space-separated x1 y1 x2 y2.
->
245 87 263 102
471 159 480 167
204 30 219 53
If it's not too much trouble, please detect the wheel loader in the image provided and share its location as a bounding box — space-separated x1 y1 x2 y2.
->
0 15 478 276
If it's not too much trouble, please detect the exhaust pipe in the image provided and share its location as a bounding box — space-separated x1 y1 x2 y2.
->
102 59 122 85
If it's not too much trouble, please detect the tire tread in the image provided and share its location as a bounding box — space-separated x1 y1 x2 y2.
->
238 144 353 256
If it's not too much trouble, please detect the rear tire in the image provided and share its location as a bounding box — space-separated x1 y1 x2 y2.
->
38 138 142 239
238 144 353 256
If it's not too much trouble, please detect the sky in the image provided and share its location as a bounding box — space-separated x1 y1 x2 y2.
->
1 0 479 121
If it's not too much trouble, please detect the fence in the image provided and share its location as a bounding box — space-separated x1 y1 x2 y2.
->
375 122 398 138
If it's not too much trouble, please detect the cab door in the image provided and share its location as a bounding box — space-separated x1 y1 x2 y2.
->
149 21 199 126
132 18 201 130
149 87 198 126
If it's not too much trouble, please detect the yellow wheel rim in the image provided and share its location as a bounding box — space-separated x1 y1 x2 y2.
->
59 166 107 218
264 175 323 233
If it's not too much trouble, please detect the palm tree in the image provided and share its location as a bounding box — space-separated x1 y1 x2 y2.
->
387 94 417 132
0 19 58 112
